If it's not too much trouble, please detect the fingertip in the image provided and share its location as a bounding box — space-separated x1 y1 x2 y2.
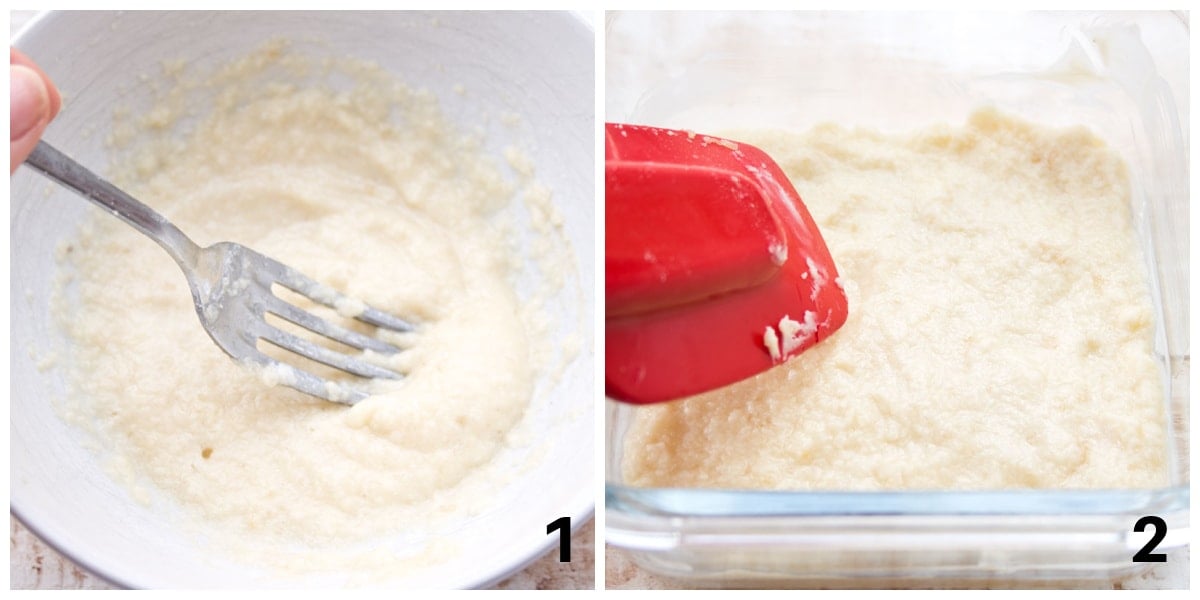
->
45 77 62 119
10 47 61 119
10 118 47 173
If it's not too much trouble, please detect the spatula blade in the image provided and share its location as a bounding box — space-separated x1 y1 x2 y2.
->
606 123 848 404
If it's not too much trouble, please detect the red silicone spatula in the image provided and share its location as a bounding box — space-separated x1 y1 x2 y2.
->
606 122 848 404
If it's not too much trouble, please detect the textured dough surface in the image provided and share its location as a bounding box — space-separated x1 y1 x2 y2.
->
55 45 556 561
622 110 1167 490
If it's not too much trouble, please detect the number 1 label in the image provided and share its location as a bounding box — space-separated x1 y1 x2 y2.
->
546 517 571 562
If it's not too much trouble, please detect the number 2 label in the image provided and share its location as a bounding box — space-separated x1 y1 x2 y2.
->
1132 515 1167 563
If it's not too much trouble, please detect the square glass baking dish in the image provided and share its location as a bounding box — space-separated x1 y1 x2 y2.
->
605 11 1189 587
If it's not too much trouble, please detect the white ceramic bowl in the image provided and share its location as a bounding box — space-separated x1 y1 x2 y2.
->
11 11 594 589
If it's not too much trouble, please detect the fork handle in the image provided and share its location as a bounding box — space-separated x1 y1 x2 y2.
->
24 141 201 268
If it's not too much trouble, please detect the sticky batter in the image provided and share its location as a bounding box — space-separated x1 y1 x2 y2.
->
54 43 571 568
623 110 1167 490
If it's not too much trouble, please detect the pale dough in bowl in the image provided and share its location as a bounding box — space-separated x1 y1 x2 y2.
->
52 43 575 575
623 110 1167 490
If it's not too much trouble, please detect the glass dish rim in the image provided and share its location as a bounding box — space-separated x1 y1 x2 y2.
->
607 483 1190 517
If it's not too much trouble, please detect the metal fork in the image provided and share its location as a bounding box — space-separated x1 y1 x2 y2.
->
25 141 412 405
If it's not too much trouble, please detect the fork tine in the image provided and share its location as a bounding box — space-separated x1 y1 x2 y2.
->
271 265 415 333
355 305 416 333
263 295 401 354
258 326 403 380
247 355 369 406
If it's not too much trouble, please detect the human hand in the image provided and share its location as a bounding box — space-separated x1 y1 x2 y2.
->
11 47 61 174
